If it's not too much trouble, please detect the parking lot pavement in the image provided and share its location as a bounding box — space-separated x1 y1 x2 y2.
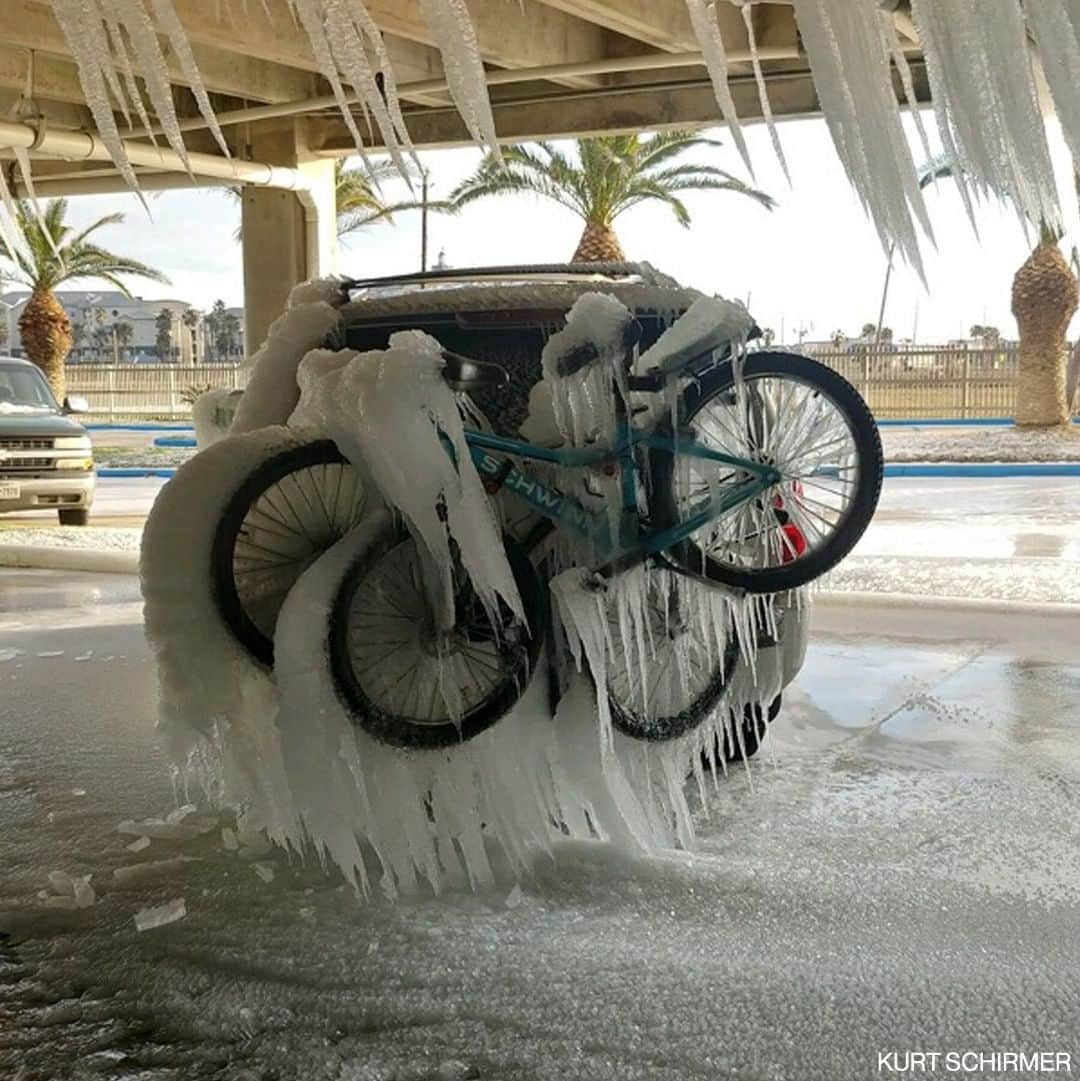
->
1 570 1078 1079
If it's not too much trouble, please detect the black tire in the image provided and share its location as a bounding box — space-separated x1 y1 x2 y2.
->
211 440 367 667
58 507 89 526
651 351 883 593
328 528 545 750
606 579 741 742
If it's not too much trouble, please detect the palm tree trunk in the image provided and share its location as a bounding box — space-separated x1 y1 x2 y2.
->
1011 241 1078 427
18 288 72 401
572 222 625 263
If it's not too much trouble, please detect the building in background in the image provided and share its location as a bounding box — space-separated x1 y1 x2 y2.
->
0 292 244 365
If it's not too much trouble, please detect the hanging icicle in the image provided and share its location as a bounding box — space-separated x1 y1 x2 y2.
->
789 0 934 277
416 0 501 157
737 0 789 182
684 0 752 175
910 0 1060 235
1022 0 1080 176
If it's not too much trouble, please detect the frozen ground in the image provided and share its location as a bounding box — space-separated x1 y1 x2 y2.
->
1 570 1078 1079
0 527 140 551
881 423 1080 463
825 476 1080 603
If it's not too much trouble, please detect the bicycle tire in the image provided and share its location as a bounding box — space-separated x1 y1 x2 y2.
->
328 528 545 750
650 351 883 593
210 440 367 667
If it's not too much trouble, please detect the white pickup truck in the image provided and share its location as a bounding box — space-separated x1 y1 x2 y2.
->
0 356 94 525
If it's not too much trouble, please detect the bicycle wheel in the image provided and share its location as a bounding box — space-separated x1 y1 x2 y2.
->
211 440 368 666
328 528 545 750
651 351 883 593
604 569 740 742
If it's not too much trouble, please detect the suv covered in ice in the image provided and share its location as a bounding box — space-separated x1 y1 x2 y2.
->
183 263 811 759
0 357 94 525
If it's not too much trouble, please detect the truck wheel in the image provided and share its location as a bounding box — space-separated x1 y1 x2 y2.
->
59 508 90 526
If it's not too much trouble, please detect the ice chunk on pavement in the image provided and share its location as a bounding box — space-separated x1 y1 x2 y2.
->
126 836 151 853
252 862 275 883
48 871 75 897
72 876 95 909
165 804 198 825
70 788 86 797
505 884 523 909
114 857 197 885
221 827 238 851
44 896 80 910
0 648 21 662
133 898 186 932
36 651 64 658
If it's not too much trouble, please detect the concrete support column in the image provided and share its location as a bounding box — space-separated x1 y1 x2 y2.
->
241 121 337 355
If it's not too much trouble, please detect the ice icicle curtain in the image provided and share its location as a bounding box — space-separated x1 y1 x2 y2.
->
38 0 1080 258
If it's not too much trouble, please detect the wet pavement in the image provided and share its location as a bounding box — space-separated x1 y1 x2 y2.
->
1 570 1078 1079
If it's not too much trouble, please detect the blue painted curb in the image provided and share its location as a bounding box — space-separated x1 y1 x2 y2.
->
97 467 177 478
884 463 1080 477
86 423 193 432
877 417 1080 428
153 436 197 447
98 463 1079 482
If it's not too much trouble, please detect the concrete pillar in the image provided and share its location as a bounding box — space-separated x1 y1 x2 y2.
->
241 121 337 355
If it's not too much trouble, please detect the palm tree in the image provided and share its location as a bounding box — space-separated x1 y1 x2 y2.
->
1011 224 1077 427
112 320 134 363
447 132 774 263
913 158 1077 427
2 200 168 398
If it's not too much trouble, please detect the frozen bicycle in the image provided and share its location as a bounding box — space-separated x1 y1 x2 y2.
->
208 278 883 751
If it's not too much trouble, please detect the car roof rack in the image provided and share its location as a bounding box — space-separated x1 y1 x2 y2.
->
343 261 677 291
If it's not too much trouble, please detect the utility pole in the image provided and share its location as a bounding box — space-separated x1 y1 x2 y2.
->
420 170 430 272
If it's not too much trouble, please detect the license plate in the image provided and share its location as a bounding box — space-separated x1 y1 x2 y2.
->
0 483 20 501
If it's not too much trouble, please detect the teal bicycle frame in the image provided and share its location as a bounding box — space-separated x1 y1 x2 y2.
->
464 413 781 568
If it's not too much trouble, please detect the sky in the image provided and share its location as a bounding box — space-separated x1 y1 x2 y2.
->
17 112 1080 344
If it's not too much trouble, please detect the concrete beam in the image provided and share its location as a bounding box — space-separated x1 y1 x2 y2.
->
530 0 724 53
14 0 317 102
312 63 930 149
362 0 620 88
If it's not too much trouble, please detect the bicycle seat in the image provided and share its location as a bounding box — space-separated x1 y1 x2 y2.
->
638 298 759 376
441 351 510 391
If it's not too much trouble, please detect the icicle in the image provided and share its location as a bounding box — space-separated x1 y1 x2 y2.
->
289 0 368 157
878 8 933 166
321 0 414 177
910 0 1060 235
739 1 789 182
1023 0 1080 172
0 169 31 265
416 0 501 158
149 0 231 157
50 0 142 195
789 0 932 279
684 0 752 176
104 0 196 176
102 14 158 142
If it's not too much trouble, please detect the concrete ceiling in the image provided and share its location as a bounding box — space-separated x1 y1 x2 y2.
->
0 0 929 192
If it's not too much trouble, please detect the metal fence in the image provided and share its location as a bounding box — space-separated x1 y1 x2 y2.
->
68 364 249 421
67 345 1024 423
804 343 1020 419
